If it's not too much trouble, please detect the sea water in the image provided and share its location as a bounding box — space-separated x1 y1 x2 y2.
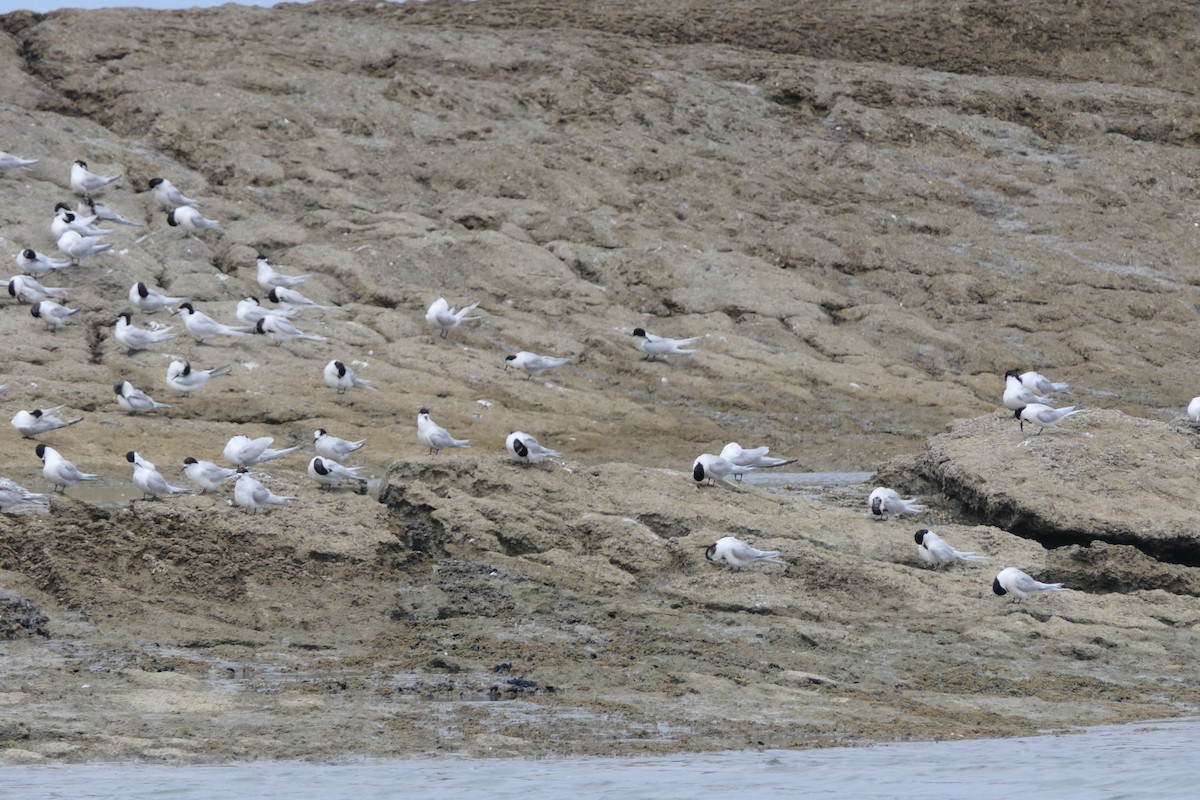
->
6 717 1198 799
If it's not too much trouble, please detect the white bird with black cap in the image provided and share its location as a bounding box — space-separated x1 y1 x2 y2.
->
869 487 924 520
129 282 187 314
114 380 172 414
992 567 1065 603
314 429 365 462
113 312 176 353
505 431 561 464
704 536 785 569
308 456 368 493
70 159 120 195
35 443 99 493
914 529 987 569
417 408 470 455
166 359 231 395
323 359 375 393
126 450 188 499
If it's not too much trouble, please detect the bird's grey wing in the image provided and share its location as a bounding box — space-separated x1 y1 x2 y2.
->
729 541 778 561
1034 407 1065 424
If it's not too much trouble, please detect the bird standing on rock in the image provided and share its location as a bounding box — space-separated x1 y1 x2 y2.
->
417 408 470 455
992 567 1065 603
1014 404 1081 434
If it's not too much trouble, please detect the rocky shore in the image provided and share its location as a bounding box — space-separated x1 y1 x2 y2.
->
1 0 1199 762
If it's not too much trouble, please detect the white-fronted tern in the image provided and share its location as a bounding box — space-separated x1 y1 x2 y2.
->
426 296 481 339
914 529 987 569
417 408 469 454
869 487 924 520
992 567 1065 602
704 536 785 569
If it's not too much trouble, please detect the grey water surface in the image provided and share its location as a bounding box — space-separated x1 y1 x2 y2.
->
6 717 1198 799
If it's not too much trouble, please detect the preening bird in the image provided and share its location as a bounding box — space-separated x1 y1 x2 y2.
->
869 487 924 520
692 453 743 485
129 281 187 314
992 567 1065 603
113 380 172 414
223 435 301 468
147 177 199 209
425 296 481 338
914 529 987 569
12 406 83 439
31 300 79 330
166 359 231 395
704 536 785 569
233 472 294 513
505 431 561 464
307 456 368 493
323 359 375 393
718 442 796 480
8 275 68 305
167 205 221 235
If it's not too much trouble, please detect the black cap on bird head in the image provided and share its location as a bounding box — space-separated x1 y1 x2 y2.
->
871 496 883 516
693 461 706 482
183 457 198 465
136 282 149 297
177 302 194 314
255 318 266 334
147 177 163 189
54 202 70 213
115 312 130 324
267 287 281 303
30 303 42 319
31 409 43 418
1014 406 1027 432
418 407 430 416
179 362 192 376
21 248 36 259
34 443 47 459
74 160 87 168
992 576 1007 596
511 437 529 459
1003 369 1021 380
113 380 126 395
6 281 15 297
167 210 178 227
704 542 719 562
505 355 516 367
632 328 647 337
914 529 929 545
312 458 330 476
314 428 327 438
334 361 347 377
125 451 137 463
